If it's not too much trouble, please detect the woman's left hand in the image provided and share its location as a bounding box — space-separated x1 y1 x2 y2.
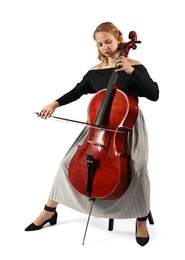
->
115 56 134 74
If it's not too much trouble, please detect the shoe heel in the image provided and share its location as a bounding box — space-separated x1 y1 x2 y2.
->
49 212 57 225
147 211 154 225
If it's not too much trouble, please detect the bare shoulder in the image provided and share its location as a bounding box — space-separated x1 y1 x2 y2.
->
90 62 105 70
128 58 142 66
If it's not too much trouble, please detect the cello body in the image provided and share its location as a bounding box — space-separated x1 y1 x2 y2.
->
68 88 138 199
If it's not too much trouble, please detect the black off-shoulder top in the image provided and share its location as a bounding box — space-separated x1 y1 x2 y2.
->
56 65 159 106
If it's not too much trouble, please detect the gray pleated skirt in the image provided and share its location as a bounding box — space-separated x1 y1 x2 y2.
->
49 109 150 219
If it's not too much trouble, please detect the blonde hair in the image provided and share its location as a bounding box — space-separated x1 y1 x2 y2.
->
93 22 124 62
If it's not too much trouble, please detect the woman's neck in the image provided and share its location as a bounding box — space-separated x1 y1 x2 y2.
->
91 53 120 70
106 52 120 67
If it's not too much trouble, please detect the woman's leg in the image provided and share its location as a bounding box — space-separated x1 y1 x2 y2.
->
136 215 151 246
126 110 151 245
136 219 148 238
25 127 90 232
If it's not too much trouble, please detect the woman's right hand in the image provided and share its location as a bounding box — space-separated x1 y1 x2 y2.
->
39 101 59 119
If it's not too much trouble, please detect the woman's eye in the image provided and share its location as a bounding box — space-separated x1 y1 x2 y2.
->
105 40 112 44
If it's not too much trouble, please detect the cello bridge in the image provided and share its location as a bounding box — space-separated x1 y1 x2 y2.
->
87 140 104 148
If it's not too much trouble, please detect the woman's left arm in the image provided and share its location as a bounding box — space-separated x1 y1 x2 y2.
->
131 66 159 101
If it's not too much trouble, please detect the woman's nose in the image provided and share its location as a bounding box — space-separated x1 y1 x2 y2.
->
102 44 108 50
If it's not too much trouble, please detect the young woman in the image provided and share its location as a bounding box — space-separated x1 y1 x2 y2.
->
25 22 159 246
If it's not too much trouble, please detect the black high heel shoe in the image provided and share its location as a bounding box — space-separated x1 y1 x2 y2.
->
25 205 58 231
135 211 154 246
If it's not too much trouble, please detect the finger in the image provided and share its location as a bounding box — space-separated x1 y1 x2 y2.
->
47 110 53 118
40 111 46 118
40 109 48 119
39 108 46 116
116 61 123 69
115 66 123 72
44 111 50 119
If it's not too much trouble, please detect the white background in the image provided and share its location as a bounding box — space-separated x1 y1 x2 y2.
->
0 0 184 259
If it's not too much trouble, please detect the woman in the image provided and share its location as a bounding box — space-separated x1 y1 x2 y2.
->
25 22 159 246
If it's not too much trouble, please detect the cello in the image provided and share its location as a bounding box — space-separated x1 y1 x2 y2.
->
68 31 141 200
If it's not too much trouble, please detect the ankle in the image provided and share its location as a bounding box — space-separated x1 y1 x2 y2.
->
44 204 56 212
136 220 148 237
137 220 147 228
34 210 55 225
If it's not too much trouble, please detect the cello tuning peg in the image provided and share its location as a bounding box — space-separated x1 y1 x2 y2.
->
132 44 137 50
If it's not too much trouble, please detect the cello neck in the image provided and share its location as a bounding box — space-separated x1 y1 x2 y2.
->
94 70 118 126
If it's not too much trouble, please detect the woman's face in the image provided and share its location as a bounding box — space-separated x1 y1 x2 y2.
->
95 31 119 58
